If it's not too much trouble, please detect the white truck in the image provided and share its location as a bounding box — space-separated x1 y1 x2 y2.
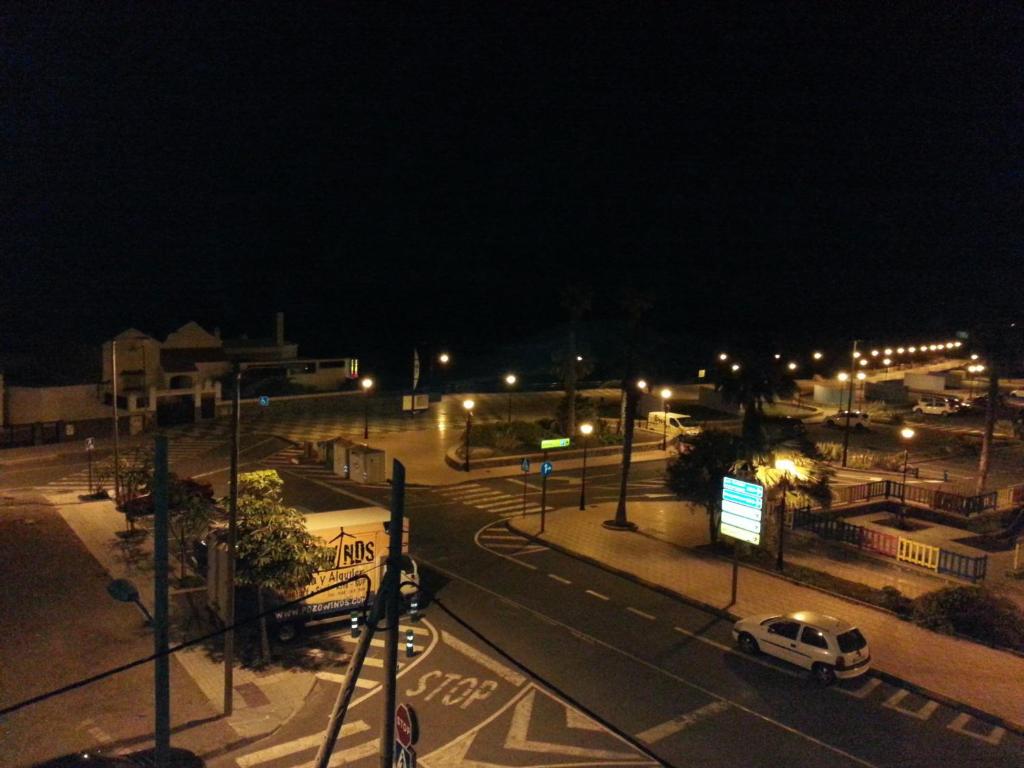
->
647 411 701 437
207 506 418 641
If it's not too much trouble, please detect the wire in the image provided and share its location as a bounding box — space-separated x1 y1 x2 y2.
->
429 595 675 768
0 572 373 718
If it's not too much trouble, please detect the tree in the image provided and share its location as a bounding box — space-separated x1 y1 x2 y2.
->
714 360 797 458
96 447 153 532
234 470 333 661
665 430 740 546
972 321 1024 493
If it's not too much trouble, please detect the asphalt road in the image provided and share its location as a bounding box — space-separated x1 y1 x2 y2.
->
216 459 1024 768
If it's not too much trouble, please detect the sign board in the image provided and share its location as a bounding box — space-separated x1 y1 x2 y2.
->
395 745 416 768
402 394 430 412
698 368 706 379
85 437 95 451
521 458 530 473
541 461 553 477
540 437 571 450
720 476 764 546
258 395 270 407
395 702 418 749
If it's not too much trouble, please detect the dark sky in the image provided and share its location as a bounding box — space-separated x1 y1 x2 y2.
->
3 2 1021 382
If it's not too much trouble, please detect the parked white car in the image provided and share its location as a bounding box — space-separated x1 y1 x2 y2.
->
913 395 962 416
732 611 871 684
824 410 870 429
1008 389 1024 400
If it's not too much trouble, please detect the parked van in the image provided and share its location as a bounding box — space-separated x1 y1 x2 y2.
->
913 395 962 416
647 411 701 436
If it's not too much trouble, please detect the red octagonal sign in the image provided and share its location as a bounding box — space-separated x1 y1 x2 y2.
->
395 703 417 749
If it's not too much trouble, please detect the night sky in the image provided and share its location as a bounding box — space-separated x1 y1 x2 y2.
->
4 3 1021 384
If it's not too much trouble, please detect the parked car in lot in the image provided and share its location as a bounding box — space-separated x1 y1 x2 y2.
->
824 410 870 429
913 395 963 416
732 610 871 685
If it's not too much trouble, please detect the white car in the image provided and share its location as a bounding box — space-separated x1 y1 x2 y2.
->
824 410 870 429
1008 390 1024 400
913 395 962 416
732 610 871 685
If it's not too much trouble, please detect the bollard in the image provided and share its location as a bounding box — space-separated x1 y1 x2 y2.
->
350 612 360 638
410 594 420 622
405 628 415 658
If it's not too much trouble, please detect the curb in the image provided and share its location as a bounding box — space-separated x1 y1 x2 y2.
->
506 518 1024 737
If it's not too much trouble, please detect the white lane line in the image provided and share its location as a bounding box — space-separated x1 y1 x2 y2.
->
315 672 377 689
478 500 526 511
673 627 802 679
835 677 881 699
516 545 548 555
882 688 939 720
501 507 542 517
636 700 731 744
585 589 610 601
441 629 526 686
626 607 656 621
548 574 572 585
236 721 369 766
473 521 538 571
423 558 881 768
327 737 379 767
480 532 526 540
946 712 1006 745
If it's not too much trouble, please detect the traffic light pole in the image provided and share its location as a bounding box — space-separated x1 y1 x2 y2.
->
379 461 406 768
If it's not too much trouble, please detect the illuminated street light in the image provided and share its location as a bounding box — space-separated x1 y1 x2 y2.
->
659 388 672 450
462 399 475 472
812 351 823 360
578 423 594 510
871 350 879 357
731 363 741 372
787 362 797 371
970 353 979 361
719 353 728 361
837 372 849 382
858 358 868 366
899 427 916 526
576 355 583 362
852 351 861 358
361 377 374 439
637 379 648 391
908 346 916 353
882 358 892 377
897 347 905 354
884 348 893 356
504 374 517 423
774 354 781 360
439 353 450 364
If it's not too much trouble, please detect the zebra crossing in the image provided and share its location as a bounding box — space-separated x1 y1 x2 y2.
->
436 481 544 517
301 621 432 689
43 434 231 494
476 522 548 558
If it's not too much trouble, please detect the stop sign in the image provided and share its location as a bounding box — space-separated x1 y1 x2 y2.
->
395 703 418 749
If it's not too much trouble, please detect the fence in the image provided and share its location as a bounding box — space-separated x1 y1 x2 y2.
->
791 508 987 582
828 479 1000 517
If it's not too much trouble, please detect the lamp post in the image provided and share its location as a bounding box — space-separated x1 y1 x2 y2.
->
899 427 915 526
462 399 474 472
361 377 373 439
438 353 450 394
840 340 859 467
659 388 672 450
882 357 892 379
856 371 867 409
578 423 593 510
504 374 517 423
774 458 797 572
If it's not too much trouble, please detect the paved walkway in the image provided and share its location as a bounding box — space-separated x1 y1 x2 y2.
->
508 501 1024 731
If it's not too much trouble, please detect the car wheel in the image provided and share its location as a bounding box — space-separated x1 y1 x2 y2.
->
854 423 865 431
913 408 923 414
812 663 836 686
738 633 759 655
276 622 299 643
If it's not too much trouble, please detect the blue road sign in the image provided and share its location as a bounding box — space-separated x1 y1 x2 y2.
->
521 458 531 473
258 395 270 407
541 461 553 477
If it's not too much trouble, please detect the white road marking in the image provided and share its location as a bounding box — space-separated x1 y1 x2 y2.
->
636 699 731 744
473 521 538 570
585 589 610 601
480 532 525 540
626 606 656 621
835 677 881 699
882 688 939 720
314 672 377 688
235 721 369 766
326 737 379 767
441 629 527 686
515 545 548 555
946 712 1006 745
275 467 382 507
506 688 641 758
548 574 572 585
501 506 541 517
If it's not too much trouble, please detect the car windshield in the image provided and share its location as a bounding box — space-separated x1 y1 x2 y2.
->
837 628 867 652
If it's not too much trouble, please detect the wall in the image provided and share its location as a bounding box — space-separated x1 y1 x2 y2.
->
696 385 740 413
6 384 111 424
813 384 848 406
904 372 947 393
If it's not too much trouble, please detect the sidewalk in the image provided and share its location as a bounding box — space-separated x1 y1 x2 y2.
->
508 500 1024 732
47 486 317 744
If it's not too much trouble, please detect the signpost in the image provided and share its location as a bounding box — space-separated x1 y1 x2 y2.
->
720 476 764 606
85 437 95 494
521 458 530 516
540 460 552 534
395 703 418 767
258 395 270 407
540 437 571 450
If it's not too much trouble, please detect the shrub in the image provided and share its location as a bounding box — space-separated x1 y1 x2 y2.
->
879 586 913 616
911 586 1024 650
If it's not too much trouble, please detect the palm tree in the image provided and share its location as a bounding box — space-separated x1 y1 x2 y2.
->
714 359 797 458
973 321 1023 494
665 430 740 546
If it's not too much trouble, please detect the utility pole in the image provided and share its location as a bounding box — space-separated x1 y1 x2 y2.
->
379 461 406 768
841 340 859 468
111 340 121 505
153 435 171 767
223 365 241 715
315 460 406 768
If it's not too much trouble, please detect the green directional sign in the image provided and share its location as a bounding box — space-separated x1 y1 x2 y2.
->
540 437 571 450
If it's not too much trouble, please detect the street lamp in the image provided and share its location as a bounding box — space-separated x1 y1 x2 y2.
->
504 374 517 423
899 427 915 526
856 371 867 409
361 377 374 439
437 353 450 394
659 388 672 450
812 351 823 361
787 362 797 372
462 399 474 472
730 363 740 372
882 357 892 378
774 458 797 572
718 353 728 362
637 379 648 391
578 422 593 510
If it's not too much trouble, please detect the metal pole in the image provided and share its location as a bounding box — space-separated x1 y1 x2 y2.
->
522 467 528 516
730 541 738 606
363 389 369 440
540 450 548 534
88 449 93 494
661 400 668 450
153 435 170 767
379 461 406 768
223 366 240 715
901 447 909 525
507 391 513 423
111 340 121 505
775 480 786 572
464 413 471 472
578 437 588 510
841 340 858 467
